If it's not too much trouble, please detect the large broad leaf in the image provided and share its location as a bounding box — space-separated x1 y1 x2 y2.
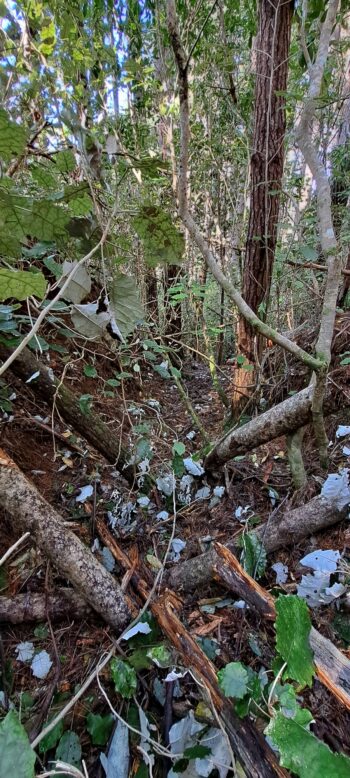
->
0 234 21 259
0 109 27 160
0 711 35 778
0 269 47 301
63 183 92 216
240 532 266 579
133 204 184 266
0 193 68 241
266 713 350 777
86 712 114 746
55 149 76 173
55 731 82 774
59 261 91 304
275 595 315 687
110 273 144 337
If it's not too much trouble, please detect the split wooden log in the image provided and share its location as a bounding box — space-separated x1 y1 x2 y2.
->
96 522 287 778
204 543 350 711
167 490 350 592
0 448 134 631
0 589 91 624
0 344 134 483
204 382 347 471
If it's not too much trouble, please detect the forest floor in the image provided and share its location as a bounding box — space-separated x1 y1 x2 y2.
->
1 339 350 776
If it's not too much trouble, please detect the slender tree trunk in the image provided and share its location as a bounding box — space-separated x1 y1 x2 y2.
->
232 0 293 415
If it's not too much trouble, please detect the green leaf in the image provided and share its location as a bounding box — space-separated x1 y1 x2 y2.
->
109 273 144 338
78 393 93 415
183 744 212 759
0 711 35 778
217 661 249 699
300 245 318 262
0 269 47 301
146 644 172 667
275 595 315 687
55 731 82 775
133 204 185 266
340 356 350 366
266 713 350 777
240 532 266 579
86 713 114 745
39 719 64 753
55 150 76 173
110 658 137 699
83 364 98 378
29 200 69 240
0 110 27 160
172 441 186 456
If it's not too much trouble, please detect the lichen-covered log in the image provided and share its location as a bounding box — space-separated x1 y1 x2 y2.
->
0 589 91 624
167 491 349 592
205 383 346 471
0 449 133 631
0 344 134 482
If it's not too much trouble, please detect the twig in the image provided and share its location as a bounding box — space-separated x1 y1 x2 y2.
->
0 532 30 567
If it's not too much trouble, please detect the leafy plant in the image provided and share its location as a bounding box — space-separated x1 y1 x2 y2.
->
275 595 315 687
0 711 36 778
240 532 267 579
266 713 350 777
110 658 137 699
86 712 114 745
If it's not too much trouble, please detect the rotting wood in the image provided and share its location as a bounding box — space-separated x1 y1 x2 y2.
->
96 521 288 778
0 589 91 624
0 448 134 631
0 344 135 483
167 491 350 592
204 382 347 471
207 543 350 711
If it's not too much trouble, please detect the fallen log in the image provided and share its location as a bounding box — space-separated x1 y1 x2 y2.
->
211 543 350 711
0 589 91 624
167 490 349 592
96 522 287 778
0 344 134 483
204 382 346 471
0 448 133 631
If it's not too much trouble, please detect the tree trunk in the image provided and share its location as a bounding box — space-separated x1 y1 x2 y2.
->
0 449 133 631
232 0 293 415
205 381 345 472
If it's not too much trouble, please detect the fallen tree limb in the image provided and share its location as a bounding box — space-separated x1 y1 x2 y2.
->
167 490 349 592
0 589 91 624
204 382 346 471
0 344 134 483
96 522 287 778
0 448 133 631
210 543 350 711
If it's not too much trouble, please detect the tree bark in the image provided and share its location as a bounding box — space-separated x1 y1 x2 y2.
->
0 590 91 624
0 344 135 483
205 381 345 471
233 0 293 414
166 490 350 593
0 448 133 631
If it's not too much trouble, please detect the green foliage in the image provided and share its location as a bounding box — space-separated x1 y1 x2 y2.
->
172 440 186 456
110 273 145 338
0 711 35 778
133 204 185 266
86 712 114 745
39 719 64 753
217 661 249 699
240 532 267 579
0 110 27 160
275 595 315 687
55 731 82 775
0 269 47 301
78 394 93 415
110 658 137 698
266 713 350 777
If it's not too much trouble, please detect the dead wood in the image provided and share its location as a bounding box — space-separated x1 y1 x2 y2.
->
96 521 287 778
204 382 347 471
0 589 91 624
0 448 134 631
199 543 350 711
0 344 135 483
167 491 349 592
